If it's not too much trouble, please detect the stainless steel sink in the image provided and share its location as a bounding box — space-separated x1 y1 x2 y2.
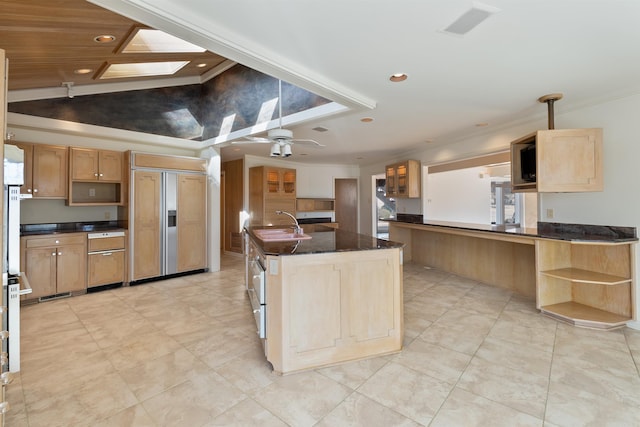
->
253 228 312 242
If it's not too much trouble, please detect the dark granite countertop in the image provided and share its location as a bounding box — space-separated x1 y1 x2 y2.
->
386 217 637 243
21 221 126 236
246 224 404 256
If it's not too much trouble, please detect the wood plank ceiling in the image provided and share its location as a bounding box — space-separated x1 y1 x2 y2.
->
0 0 229 91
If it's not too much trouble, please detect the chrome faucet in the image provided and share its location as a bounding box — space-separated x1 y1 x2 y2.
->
275 210 303 234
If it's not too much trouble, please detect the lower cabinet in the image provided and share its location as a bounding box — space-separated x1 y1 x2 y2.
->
21 233 87 299
87 232 126 287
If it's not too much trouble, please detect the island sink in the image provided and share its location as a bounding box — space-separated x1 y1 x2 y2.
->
253 228 312 242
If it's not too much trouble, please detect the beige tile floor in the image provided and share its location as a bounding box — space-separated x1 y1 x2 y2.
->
6 254 640 426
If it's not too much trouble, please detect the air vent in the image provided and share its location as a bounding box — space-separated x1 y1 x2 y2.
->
312 126 329 132
442 2 500 36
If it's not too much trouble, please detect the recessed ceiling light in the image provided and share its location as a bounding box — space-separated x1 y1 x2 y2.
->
389 73 408 82
196 63 208 68
94 35 116 43
475 122 489 127
74 68 93 75
360 117 374 123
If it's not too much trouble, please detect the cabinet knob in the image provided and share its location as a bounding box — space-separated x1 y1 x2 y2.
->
94 173 99 177
52 252 56 256
27 189 32 193
58 252 62 256
99 173 104 177
0 401 9 414
0 372 12 386
33 189 38 193
55 240 59 244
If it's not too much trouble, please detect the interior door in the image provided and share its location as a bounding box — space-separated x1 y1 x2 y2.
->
335 178 357 233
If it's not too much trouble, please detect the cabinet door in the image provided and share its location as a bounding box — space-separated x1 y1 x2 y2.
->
281 168 296 196
71 148 99 181
265 168 281 194
537 128 603 192
385 165 397 196
396 163 408 196
99 150 123 182
56 243 87 293
33 145 68 198
11 142 34 195
88 251 125 287
177 174 207 272
24 247 57 299
133 170 162 280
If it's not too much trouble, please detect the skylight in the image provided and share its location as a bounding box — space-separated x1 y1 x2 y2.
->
122 28 206 53
99 61 190 79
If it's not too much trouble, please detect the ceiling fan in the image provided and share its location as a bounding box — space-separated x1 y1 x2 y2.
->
234 80 325 157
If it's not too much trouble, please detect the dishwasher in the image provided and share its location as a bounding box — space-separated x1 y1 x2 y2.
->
87 231 126 289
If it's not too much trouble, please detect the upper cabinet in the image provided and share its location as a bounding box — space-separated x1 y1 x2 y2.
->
511 128 603 193
70 148 123 182
386 160 421 198
9 142 68 199
249 166 297 226
68 147 124 206
264 167 296 197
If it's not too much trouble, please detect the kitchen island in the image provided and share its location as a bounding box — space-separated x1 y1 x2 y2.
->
245 225 404 375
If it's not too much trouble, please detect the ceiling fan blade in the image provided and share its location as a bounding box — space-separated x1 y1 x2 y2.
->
291 138 325 147
232 136 272 144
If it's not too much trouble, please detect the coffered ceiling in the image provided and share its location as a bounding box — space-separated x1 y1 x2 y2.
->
0 0 228 91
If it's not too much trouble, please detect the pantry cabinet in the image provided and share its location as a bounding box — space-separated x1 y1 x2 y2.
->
21 233 87 299
9 142 68 198
385 160 420 198
511 128 603 192
249 166 297 226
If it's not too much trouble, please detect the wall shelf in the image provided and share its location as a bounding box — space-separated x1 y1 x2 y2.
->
296 198 335 212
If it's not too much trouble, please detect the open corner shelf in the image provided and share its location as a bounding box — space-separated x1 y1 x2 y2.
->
540 301 631 330
540 267 631 285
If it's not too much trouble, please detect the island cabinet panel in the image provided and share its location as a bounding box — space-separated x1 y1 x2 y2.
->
265 248 403 374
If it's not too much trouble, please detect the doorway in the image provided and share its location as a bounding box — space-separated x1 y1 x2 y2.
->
374 175 395 239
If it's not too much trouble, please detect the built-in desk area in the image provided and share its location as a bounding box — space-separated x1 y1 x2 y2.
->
388 217 637 330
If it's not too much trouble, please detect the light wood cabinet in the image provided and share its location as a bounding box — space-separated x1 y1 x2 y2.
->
68 147 124 205
70 148 123 182
177 174 207 272
385 160 420 198
21 233 87 299
87 234 126 288
132 170 162 281
511 128 603 192
536 239 634 330
296 198 335 212
264 246 403 374
249 166 297 226
9 142 68 198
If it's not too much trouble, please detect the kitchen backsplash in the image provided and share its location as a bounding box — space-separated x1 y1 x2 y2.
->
20 199 118 225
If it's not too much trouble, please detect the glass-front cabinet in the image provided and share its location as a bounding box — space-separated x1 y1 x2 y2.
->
385 160 420 198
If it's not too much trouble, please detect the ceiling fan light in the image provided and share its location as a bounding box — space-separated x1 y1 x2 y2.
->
270 142 281 157
282 143 292 157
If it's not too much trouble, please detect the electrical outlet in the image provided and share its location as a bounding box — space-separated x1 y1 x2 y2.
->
104 211 111 220
546 208 554 219
89 188 96 197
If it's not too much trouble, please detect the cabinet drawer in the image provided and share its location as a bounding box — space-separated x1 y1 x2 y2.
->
87 250 125 287
24 233 86 248
88 236 125 252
